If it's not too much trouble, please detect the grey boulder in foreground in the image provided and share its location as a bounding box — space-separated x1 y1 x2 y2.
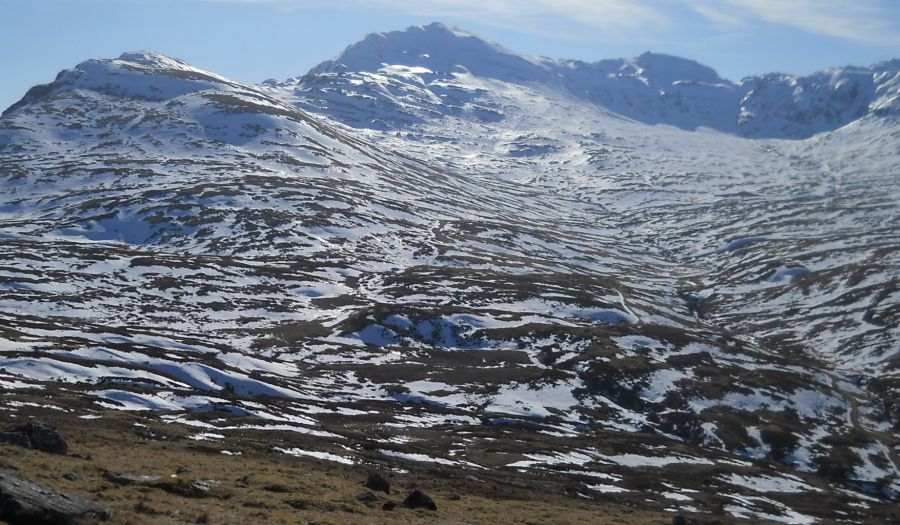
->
0 470 110 525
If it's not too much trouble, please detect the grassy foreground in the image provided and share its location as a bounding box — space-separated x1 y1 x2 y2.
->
0 391 781 525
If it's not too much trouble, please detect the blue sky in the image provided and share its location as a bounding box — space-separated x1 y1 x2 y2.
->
2 0 899 111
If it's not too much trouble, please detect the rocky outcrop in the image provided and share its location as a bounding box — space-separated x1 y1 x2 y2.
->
0 422 68 455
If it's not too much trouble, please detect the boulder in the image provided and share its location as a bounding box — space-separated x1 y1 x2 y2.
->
364 472 390 494
402 489 436 511
356 491 379 502
105 473 161 486
0 422 68 455
166 479 222 498
235 474 252 488
286 499 308 510
0 470 110 524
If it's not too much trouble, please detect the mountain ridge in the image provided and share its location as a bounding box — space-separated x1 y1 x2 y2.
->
278 22 899 138
6 26 898 138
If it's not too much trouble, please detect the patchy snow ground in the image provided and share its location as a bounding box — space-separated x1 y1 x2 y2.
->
0 23 898 524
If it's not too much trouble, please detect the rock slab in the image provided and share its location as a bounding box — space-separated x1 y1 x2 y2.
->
0 470 110 524
105 473 161 486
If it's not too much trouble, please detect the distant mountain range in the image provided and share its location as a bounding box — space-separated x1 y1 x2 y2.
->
1 22 898 524
267 22 900 138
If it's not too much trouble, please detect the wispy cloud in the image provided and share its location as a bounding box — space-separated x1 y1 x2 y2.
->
198 0 900 47
197 0 668 33
691 0 900 46
685 1 742 26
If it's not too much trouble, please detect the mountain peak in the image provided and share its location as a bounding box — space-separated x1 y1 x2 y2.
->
416 21 474 38
308 21 546 81
110 51 215 76
304 23 735 90
116 51 187 68
3 51 235 116
109 51 232 84
630 52 725 86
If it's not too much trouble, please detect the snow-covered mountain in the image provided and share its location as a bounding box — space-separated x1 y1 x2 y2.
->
1 22 899 524
276 22 900 137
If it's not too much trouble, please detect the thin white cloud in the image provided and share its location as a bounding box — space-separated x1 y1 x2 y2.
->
686 1 742 26
692 0 900 46
198 0 900 47
197 0 668 32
